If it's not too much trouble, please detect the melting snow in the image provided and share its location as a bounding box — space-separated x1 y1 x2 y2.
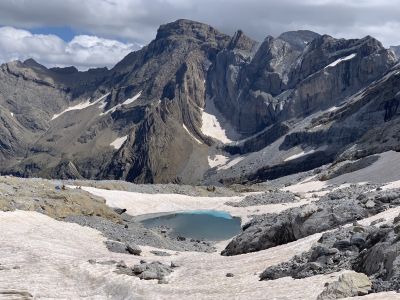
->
6 178 400 299
208 154 230 168
110 135 128 150
52 93 110 120
101 91 142 115
183 124 203 144
325 53 357 68
201 97 241 144
0 210 337 299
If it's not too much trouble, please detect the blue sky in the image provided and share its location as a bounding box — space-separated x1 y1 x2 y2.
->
0 0 398 70
30 26 78 42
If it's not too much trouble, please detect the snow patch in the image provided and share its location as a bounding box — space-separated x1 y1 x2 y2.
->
201 97 241 144
100 91 142 115
122 91 142 105
183 124 202 144
52 93 110 120
110 135 128 150
325 53 357 68
284 149 316 162
208 154 229 168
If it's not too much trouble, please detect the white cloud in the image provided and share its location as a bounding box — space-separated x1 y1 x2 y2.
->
0 0 399 47
0 26 139 70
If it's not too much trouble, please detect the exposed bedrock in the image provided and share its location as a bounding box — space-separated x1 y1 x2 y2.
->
260 212 400 294
222 186 400 256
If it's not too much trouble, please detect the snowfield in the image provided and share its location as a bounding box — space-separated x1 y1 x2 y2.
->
201 97 240 143
2 190 400 299
4 162 400 299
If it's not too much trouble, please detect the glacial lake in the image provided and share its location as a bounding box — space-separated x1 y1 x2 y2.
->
140 210 242 241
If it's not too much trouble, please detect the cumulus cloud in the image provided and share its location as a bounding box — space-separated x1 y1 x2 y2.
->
0 0 399 47
0 0 399 69
0 26 139 70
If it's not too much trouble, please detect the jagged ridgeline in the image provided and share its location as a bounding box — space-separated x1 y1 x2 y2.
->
0 19 399 183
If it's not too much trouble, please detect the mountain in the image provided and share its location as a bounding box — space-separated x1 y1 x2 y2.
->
0 19 398 184
391 45 400 59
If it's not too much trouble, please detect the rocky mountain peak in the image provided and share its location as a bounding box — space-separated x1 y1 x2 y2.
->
227 30 257 51
49 66 79 75
277 30 320 51
23 58 48 70
155 19 227 43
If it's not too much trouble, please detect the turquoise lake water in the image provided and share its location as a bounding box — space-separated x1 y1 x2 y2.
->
141 210 241 241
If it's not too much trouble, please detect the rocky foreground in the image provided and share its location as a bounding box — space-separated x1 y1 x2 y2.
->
2 161 400 299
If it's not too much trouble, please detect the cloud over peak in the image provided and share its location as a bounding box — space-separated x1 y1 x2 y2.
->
0 26 139 70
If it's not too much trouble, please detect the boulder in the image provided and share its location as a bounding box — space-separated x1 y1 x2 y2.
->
365 200 375 209
105 240 127 254
126 243 142 255
317 272 371 299
139 271 159 280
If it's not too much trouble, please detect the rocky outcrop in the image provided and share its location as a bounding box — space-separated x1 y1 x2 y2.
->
259 210 400 294
317 272 371 299
222 186 400 256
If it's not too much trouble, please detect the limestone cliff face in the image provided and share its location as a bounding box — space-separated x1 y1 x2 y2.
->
208 32 396 135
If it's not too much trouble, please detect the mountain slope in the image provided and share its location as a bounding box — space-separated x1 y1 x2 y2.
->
0 19 398 185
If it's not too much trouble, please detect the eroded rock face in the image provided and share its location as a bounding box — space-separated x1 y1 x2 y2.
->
208 32 395 135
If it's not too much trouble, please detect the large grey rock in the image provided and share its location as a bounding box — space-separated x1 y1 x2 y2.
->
317 272 371 299
126 243 142 255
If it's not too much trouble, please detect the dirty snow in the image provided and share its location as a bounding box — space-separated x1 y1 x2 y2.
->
183 124 203 144
0 210 341 300
325 53 357 68
52 93 110 120
4 184 400 299
208 154 229 168
201 97 240 144
110 135 128 150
